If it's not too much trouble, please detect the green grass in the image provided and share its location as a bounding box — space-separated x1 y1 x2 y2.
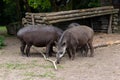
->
0 26 8 37
0 26 14 37
0 62 64 70
0 26 7 32
0 63 35 70
23 71 56 79
0 36 5 49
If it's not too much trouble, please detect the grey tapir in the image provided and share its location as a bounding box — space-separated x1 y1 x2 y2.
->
68 22 80 28
17 24 63 57
56 25 94 64
68 23 89 56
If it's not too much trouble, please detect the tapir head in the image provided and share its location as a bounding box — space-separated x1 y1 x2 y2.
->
56 35 67 64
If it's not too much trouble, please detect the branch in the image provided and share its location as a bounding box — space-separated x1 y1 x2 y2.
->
32 47 57 70
94 40 120 49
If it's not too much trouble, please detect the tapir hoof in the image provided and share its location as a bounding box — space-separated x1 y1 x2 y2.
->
90 54 94 57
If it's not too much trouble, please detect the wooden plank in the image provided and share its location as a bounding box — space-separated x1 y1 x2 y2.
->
47 10 119 24
25 9 119 24
26 12 46 16
107 14 113 34
24 6 119 25
25 15 44 20
25 6 114 17
31 14 35 25
44 9 118 21
45 6 114 16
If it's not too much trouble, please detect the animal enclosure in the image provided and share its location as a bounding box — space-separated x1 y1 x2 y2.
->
23 6 119 33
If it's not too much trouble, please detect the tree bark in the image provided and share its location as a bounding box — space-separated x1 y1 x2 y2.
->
49 0 59 11
15 0 22 22
23 0 31 12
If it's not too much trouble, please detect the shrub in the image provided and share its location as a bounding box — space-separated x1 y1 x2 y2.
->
0 36 5 49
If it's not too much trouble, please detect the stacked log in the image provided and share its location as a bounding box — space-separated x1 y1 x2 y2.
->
112 14 119 32
24 6 119 25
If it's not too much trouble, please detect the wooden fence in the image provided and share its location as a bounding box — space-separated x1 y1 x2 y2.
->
23 6 119 33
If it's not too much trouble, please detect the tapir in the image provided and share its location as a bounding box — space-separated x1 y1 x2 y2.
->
56 25 94 64
17 24 63 57
68 23 89 56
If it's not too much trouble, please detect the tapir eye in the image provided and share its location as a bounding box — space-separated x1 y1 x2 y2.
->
62 42 66 46
60 52 63 54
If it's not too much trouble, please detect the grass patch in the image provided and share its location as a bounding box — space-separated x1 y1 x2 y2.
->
0 62 64 70
0 26 7 32
32 63 64 69
0 63 35 70
30 60 64 69
0 26 13 37
0 36 5 49
24 71 55 79
57 65 64 69
22 78 33 80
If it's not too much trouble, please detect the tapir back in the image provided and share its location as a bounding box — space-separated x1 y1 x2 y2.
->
17 25 63 47
67 25 94 45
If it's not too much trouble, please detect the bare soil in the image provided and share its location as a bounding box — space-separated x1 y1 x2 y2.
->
0 33 120 80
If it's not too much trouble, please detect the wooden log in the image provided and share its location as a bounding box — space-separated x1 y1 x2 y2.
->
27 22 44 24
25 6 113 17
26 18 45 23
25 9 119 24
107 14 113 34
94 40 120 49
26 12 46 17
24 6 119 25
45 6 114 16
32 47 58 70
47 9 119 24
25 15 44 20
27 22 33 25
27 21 45 24
35 20 46 24
44 9 118 21
31 14 35 25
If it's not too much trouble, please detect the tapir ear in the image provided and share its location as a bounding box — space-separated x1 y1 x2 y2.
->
62 42 66 46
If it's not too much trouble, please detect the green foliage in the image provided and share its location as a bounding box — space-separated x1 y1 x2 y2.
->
1 0 101 25
28 0 51 12
73 0 101 9
88 0 101 8
0 26 6 32
0 36 5 49
3 0 18 23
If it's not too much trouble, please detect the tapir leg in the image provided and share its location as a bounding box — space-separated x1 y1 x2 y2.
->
83 44 89 57
49 44 55 54
88 42 94 57
66 48 72 59
71 47 76 60
46 42 53 58
26 44 32 57
20 42 26 56
49 44 53 57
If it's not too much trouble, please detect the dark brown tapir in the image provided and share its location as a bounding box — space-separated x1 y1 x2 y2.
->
17 24 63 57
56 25 94 64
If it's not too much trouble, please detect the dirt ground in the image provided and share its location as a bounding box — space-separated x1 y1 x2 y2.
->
0 33 120 80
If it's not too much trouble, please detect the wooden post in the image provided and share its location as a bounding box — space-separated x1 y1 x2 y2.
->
90 18 94 29
108 14 113 33
31 14 35 25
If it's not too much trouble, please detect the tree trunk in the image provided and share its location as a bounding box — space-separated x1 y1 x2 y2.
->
15 0 22 22
23 0 31 12
0 0 4 25
49 0 59 11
